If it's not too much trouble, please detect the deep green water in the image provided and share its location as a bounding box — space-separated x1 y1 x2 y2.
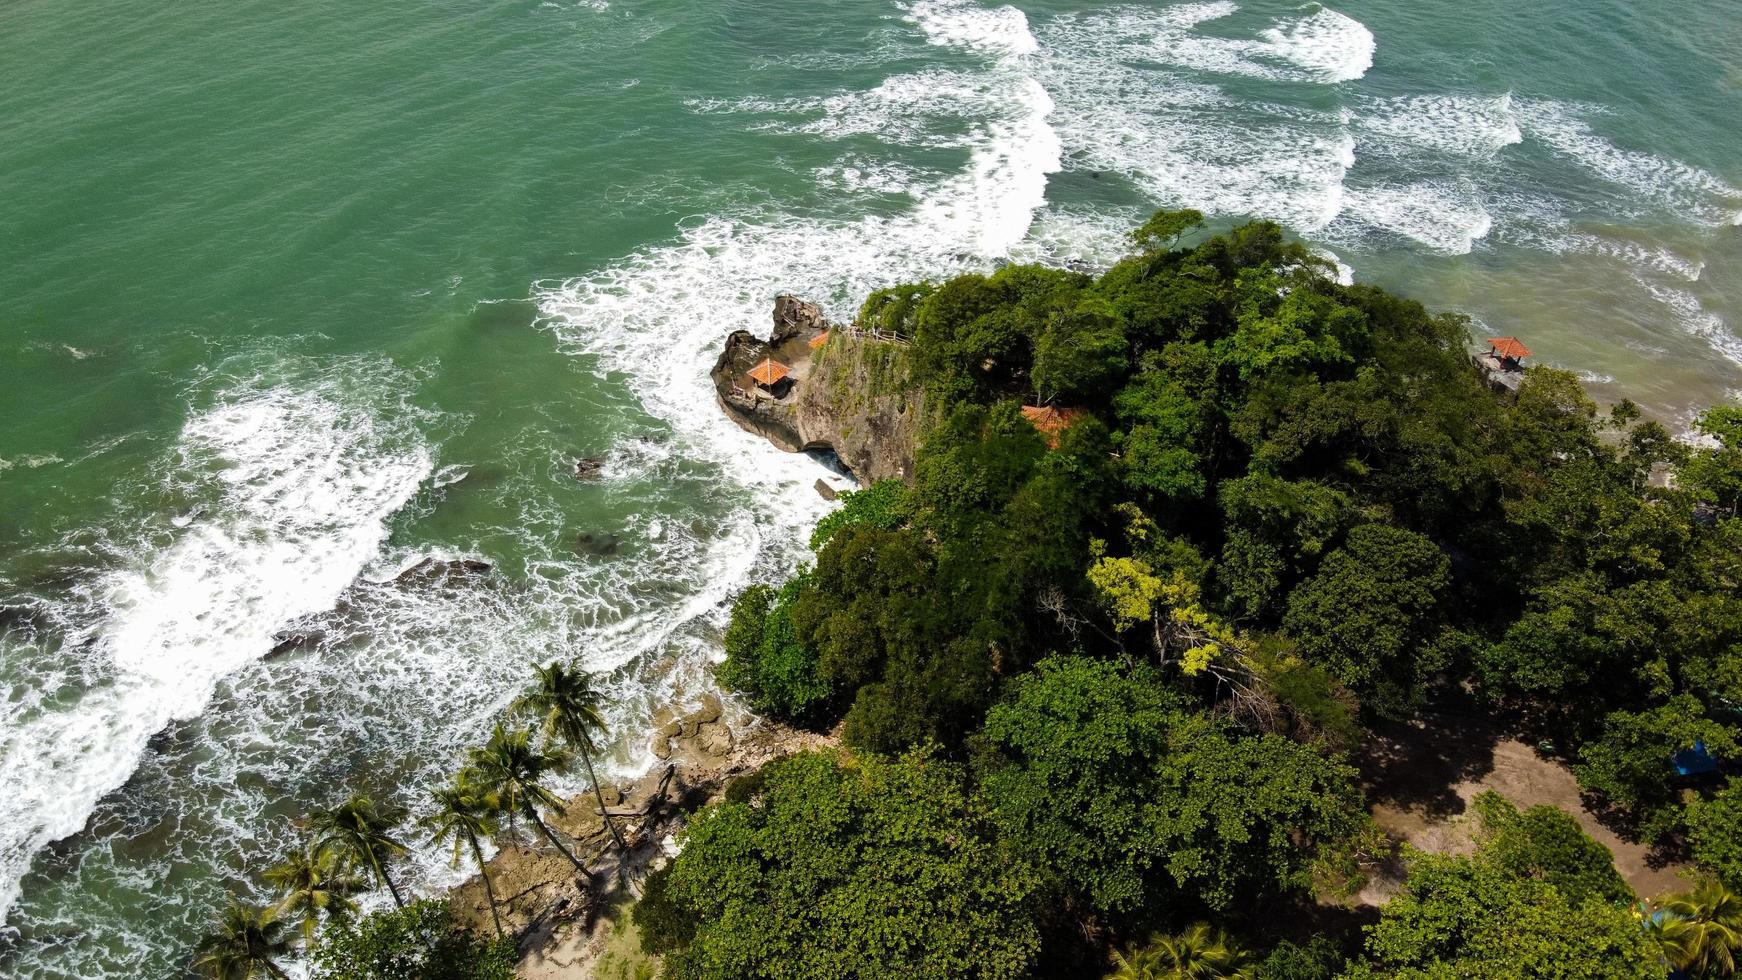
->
1 0 1737 975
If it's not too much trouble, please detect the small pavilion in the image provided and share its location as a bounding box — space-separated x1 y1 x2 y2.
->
747 357 790 394
1485 336 1531 371
808 330 830 350
1021 405 1084 449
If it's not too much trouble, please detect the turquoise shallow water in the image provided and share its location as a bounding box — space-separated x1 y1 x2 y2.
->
1 0 1738 975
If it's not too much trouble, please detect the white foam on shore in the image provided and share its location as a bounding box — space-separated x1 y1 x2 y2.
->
0 372 432 924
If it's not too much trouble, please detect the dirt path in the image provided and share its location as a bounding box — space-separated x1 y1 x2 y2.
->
1356 712 1690 905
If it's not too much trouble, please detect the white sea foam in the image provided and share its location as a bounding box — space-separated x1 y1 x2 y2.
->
903 0 1038 59
1259 6 1374 83
0 374 432 924
1355 92 1523 159
1033 8 1355 231
1138 2 1374 84
1515 100 1742 226
1634 276 1742 368
1337 180 1494 254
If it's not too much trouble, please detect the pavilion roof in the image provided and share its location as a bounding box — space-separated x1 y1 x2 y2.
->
1021 405 1084 449
808 330 831 350
1488 336 1531 359
748 358 790 386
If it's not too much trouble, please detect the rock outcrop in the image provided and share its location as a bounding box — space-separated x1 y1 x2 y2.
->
711 295 924 483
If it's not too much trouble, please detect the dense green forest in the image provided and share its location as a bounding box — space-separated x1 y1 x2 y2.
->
648 212 1742 978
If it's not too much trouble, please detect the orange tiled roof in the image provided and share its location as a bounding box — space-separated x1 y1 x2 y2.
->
1488 337 1531 359
808 330 830 349
748 358 790 386
1021 405 1084 449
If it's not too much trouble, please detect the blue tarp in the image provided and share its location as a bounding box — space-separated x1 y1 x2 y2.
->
1673 739 1718 776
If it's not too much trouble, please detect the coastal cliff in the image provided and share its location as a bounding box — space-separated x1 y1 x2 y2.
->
711 296 924 483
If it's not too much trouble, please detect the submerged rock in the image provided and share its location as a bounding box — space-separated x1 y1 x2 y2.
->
266 628 326 659
393 557 492 586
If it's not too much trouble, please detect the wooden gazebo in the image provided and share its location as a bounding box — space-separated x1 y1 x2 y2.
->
1021 405 1084 449
747 358 790 391
1486 336 1531 369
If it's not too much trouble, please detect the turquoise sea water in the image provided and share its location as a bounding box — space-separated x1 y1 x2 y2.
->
1 0 1737 974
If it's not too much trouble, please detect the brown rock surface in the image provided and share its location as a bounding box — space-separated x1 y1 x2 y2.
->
711 295 924 483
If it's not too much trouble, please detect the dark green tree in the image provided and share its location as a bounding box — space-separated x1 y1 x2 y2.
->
1282 524 1450 714
649 750 1041 980
264 841 366 947
310 900 515 980
421 783 507 939
978 656 1366 917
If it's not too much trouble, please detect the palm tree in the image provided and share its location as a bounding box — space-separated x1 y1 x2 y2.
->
423 781 508 939
1109 923 1256 980
514 661 628 854
309 794 411 908
191 898 294 980
262 840 365 947
466 721 589 876
1655 879 1742 978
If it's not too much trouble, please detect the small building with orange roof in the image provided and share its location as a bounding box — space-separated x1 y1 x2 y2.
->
747 358 790 390
1021 405 1084 449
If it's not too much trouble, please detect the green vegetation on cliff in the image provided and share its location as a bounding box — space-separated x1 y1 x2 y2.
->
690 211 1742 977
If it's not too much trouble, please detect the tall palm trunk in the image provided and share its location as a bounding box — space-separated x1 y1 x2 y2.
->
578 743 629 854
466 834 507 939
524 804 589 877
367 848 407 908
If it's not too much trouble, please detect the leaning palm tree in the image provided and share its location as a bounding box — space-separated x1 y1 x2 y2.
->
1109 923 1256 980
309 794 411 908
1655 878 1742 978
466 721 589 876
423 781 508 939
514 661 628 854
262 840 366 947
191 898 294 980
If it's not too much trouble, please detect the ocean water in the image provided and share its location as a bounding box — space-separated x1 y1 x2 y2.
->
0 0 1736 974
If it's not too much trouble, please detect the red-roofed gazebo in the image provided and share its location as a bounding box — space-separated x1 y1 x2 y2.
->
748 358 790 389
1487 336 1531 362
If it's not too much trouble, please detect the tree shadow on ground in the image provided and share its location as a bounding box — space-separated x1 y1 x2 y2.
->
1353 709 1506 820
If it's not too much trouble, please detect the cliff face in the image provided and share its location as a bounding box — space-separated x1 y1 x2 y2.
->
711 296 924 483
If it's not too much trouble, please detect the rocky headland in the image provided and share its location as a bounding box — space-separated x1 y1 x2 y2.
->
711 295 924 484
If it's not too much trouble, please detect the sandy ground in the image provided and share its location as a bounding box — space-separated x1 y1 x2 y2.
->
1354 710 1691 906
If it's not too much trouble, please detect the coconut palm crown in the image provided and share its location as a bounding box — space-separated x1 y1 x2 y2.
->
514 660 628 854
309 793 411 909
190 898 294 980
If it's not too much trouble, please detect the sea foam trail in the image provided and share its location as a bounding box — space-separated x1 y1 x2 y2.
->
540 0 1059 414
1139 2 1374 84
0 382 431 923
